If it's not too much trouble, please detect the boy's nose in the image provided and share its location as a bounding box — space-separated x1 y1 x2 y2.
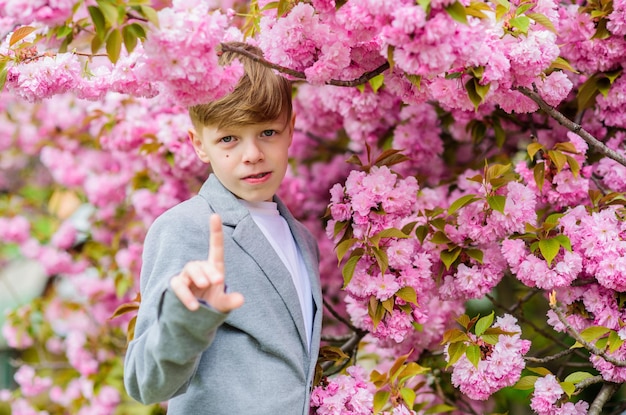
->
242 140 264 163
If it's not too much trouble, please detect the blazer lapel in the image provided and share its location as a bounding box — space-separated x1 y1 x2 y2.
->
198 175 309 349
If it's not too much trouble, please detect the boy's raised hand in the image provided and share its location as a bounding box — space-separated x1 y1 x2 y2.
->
170 214 245 313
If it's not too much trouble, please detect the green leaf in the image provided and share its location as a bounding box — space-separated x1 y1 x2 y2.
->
553 235 572 252
96 0 119 25
526 12 556 33
475 311 494 336
446 341 467 367
487 195 506 213
370 227 410 247
415 225 429 244
565 155 580 177
579 326 610 343
609 330 624 353
106 28 122 64
465 78 482 110
538 237 560 266
431 231 451 244
373 390 390 414
417 0 432 13
126 22 147 39
336 238 358 263
533 163 545 191
526 366 553 376
564 371 594 384
441 328 470 344
400 387 416 407
445 1 468 24
560 381 575 397
457 314 471 329
576 74 601 111
396 286 418 305
369 74 385 93
486 163 511 180
88 6 106 40
140 5 159 27
424 404 457 414
509 15 530 34
515 3 533 15
549 56 577 73
527 142 544 159
122 25 138 53
493 118 506 148
368 297 386 330
514 375 539 390
0 65 8 92
372 246 389 274
440 246 462 270
387 45 395 70
342 254 361 288
465 248 483 263
406 74 422 89
465 344 481 367
448 194 479 215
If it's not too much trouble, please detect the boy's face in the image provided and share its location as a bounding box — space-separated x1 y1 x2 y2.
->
190 112 295 202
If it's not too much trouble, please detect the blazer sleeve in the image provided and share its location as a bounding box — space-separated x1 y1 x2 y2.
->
123 204 228 405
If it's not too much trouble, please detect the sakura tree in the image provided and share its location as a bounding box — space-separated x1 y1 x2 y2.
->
1 0 626 414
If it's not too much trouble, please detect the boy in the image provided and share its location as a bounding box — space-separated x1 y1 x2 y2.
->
123 42 323 414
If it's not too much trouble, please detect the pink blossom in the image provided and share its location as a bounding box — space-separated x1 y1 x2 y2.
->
311 365 374 414
536 71 573 107
13 366 51 397
0 216 31 244
448 314 529 400
531 375 589 415
137 7 243 107
6 53 81 102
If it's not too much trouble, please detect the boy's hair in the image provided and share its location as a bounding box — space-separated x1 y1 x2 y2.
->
189 42 293 132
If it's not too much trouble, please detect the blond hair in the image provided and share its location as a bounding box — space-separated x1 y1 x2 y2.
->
189 42 293 132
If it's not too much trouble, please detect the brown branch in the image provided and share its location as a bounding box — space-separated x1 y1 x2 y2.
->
517 85 626 167
323 297 359 332
219 43 390 87
525 348 576 364
320 330 366 371
588 382 621 415
574 375 604 393
549 298 626 367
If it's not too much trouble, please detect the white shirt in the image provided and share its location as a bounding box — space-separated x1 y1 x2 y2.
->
240 200 314 349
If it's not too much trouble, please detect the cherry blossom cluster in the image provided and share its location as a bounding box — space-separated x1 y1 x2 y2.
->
447 314 530 401
310 365 373 415
530 375 589 415
547 284 626 383
328 166 438 343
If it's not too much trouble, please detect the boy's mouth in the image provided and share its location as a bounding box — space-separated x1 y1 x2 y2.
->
243 172 270 180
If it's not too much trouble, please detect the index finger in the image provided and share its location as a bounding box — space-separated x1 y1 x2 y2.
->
208 213 224 272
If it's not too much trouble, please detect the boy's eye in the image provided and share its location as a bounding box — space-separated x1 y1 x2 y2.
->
220 136 234 143
261 130 276 137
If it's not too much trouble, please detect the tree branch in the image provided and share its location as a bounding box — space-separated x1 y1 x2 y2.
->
549 298 626 367
588 382 621 415
219 43 390 87
525 348 576 364
575 375 604 392
517 85 626 167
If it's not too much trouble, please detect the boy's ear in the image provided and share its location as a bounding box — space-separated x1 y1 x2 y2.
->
287 112 297 144
188 129 211 164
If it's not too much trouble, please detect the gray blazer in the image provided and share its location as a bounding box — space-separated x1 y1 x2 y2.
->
124 174 323 414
